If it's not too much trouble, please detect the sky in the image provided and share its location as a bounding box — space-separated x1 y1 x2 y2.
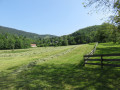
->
0 0 111 36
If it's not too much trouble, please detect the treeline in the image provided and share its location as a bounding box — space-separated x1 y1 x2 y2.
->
35 36 69 47
35 23 120 47
0 23 120 49
0 33 31 49
69 23 120 44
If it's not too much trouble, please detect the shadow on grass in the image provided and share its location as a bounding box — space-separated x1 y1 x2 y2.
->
96 47 120 54
6 63 119 90
0 71 17 89
7 66 19 70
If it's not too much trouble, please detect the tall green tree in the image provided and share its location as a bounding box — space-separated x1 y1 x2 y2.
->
0 39 4 49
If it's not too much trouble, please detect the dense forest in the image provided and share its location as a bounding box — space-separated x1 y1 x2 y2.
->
0 23 120 49
0 33 31 49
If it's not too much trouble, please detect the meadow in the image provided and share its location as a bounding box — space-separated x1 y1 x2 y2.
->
0 43 120 90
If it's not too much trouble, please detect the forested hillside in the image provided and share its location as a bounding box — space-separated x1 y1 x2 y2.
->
0 23 120 49
38 23 120 47
69 23 117 43
0 26 56 39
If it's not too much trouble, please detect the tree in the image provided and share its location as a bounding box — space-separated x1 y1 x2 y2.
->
0 39 4 49
96 30 106 42
83 0 120 44
83 0 115 11
8 38 15 50
62 39 68 46
83 0 120 25
4 38 9 49
15 38 23 49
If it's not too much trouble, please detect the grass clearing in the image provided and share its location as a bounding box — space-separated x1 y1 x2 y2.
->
0 46 77 72
1 43 120 90
0 44 94 89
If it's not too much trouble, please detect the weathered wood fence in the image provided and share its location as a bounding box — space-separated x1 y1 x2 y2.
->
88 42 98 55
84 42 98 61
84 54 120 68
84 43 120 68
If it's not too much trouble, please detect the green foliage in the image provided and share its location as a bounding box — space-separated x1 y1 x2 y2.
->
69 23 119 44
35 23 120 47
84 0 120 33
0 23 120 48
0 33 31 49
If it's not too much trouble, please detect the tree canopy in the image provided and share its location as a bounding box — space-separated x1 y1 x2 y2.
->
83 0 120 26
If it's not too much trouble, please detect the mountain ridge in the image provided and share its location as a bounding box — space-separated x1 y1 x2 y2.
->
0 26 57 39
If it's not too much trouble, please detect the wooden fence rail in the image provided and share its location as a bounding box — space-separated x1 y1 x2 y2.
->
84 54 120 68
85 42 98 61
88 42 98 55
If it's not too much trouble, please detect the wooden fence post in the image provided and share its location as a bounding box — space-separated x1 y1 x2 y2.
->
84 56 85 66
84 53 120 68
101 55 103 69
83 42 98 67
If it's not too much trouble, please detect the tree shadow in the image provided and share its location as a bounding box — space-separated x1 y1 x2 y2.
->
96 47 120 54
8 63 120 90
94 45 120 65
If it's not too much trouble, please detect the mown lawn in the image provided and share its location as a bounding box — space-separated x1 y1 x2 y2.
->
1 43 120 90
0 44 93 89
0 46 76 72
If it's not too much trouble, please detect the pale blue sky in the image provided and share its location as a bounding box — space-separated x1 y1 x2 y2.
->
0 0 111 36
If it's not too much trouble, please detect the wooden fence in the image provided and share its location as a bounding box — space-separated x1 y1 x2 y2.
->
88 42 98 56
84 42 98 62
84 43 120 68
84 53 120 68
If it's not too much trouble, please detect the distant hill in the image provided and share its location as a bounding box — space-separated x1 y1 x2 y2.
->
67 23 115 44
69 25 101 37
0 26 56 39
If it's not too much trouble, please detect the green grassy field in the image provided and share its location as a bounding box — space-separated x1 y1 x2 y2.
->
0 43 120 90
0 46 78 72
0 44 93 89
88 43 120 68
